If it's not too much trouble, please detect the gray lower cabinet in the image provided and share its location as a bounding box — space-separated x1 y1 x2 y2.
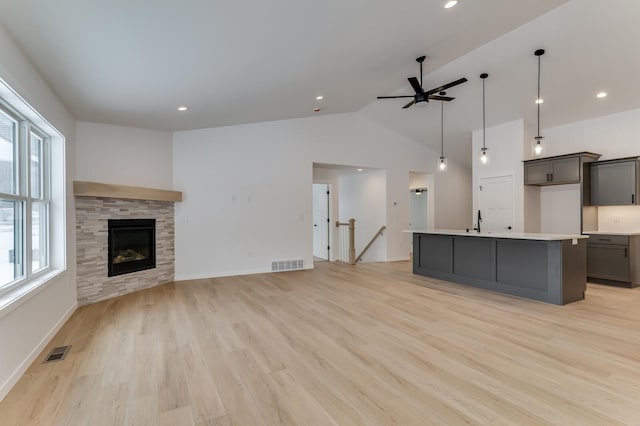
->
587 234 639 286
417 234 452 273
453 237 493 280
590 159 639 206
413 233 587 305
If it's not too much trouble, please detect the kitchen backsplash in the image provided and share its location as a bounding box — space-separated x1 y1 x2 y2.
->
598 205 640 232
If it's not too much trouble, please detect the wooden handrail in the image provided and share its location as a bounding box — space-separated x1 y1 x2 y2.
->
356 226 386 263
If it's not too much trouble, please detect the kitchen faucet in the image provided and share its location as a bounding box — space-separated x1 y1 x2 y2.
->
474 210 482 233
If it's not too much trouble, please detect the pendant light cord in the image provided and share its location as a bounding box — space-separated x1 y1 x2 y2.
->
537 54 541 137
482 77 486 149
441 101 444 157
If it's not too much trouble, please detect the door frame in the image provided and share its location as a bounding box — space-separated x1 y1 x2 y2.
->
312 183 331 261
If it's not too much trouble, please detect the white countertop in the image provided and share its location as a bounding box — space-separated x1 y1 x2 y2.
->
403 229 588 241
582 231 640 236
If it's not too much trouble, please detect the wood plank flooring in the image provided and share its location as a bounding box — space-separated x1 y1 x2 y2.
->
2 261 640 425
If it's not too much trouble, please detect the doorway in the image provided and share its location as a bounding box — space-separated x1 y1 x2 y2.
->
477 175 514 232
409 189 428 230
312 183 330 261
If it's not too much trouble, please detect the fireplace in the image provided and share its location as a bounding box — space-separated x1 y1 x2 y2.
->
108 219 156 277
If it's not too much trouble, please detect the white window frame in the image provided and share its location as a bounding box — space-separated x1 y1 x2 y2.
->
0 101 52 295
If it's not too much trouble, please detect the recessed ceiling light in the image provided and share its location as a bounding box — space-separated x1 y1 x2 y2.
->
357 168 363 172
177 106 188 111
316 95 324 100
596 92 608 98
535 98 544 104
444 0 458 8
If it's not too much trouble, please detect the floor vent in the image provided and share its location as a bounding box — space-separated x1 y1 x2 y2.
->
271 259 304 272
44 345 71 363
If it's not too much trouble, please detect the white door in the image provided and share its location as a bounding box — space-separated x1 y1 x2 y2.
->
478 176 514 232
312 184 329 259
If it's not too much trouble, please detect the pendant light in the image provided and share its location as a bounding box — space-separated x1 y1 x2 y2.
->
438 94 448 172
480 73 489 164
534 49 545 155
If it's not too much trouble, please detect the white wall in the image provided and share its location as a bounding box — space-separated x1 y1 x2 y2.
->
0 24 77 401
76 122 173 188
433 160 473 230
597 206 640 233
468 108 640 235
339 170 387 262
173 112 472 280
542 108 640 161
472 119 529 232
542 107 640 233
539 184 581 234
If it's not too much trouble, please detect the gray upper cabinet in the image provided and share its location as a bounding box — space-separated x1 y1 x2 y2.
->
590 158 640 206
551 157 581 182
524 152 600 186
524 161 553 185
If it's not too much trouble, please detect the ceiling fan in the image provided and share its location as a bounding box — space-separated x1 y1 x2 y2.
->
377 56 468 109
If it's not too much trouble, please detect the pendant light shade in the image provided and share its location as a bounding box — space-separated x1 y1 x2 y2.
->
439 157 448 171
534 49 545 155
480 73 489 164
438 99 448 172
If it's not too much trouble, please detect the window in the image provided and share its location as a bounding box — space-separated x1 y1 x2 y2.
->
0 104 51 291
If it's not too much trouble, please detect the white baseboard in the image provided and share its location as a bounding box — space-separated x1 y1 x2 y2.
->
0 301 77 402
175 267 271 281
175 265 314 282
386 256 411 262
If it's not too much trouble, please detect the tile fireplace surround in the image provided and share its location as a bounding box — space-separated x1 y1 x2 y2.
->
75 195 176 306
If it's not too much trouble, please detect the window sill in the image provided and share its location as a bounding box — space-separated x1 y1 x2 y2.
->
0 269 67 320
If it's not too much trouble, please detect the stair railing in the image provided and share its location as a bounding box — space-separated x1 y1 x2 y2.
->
356 226 386 263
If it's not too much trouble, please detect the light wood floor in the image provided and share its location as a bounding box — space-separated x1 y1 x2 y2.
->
2 261 640 425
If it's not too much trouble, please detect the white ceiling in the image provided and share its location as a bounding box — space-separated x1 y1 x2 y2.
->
2 1 639 166
361 0 640 165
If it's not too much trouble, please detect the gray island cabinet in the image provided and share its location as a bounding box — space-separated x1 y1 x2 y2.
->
409 230 588 305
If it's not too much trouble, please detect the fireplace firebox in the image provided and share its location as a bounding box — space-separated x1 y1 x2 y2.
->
108 219 156 277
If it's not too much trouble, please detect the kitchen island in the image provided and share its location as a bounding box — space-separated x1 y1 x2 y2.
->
408 230 588 305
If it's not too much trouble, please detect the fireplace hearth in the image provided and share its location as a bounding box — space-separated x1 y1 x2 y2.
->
108 219 156 277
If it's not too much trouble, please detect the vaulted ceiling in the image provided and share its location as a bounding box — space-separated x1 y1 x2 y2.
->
2 0 639 166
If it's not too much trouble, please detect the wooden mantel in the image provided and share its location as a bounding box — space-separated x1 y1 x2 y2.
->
73 181 182 202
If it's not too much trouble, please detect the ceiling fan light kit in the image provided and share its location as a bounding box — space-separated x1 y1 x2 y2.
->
376 55 467 173
376 51 550 169
534 48 545 156
480 73 489 165
377 56 467 109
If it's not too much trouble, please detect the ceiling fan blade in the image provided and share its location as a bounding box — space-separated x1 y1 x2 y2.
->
425 77 468 96
377 95 415 99
428 95 455 101
407 77 423 94
402 100 416 109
